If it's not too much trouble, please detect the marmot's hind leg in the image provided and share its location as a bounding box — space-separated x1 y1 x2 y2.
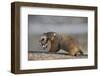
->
74 49 84 56
69 49 84 56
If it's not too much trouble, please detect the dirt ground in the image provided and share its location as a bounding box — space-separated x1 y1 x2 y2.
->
28 51 88 61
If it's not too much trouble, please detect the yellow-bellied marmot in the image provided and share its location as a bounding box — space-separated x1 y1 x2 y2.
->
40 32 83 56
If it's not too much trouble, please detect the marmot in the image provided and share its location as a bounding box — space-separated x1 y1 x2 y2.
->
40 32 83 56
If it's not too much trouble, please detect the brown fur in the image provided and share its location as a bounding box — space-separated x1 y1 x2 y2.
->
40 32 83 56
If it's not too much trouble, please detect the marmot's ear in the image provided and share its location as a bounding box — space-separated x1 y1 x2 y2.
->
53 33 56 36
51 33 56 41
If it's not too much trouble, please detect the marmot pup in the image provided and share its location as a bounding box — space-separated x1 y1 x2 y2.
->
40 32 83 56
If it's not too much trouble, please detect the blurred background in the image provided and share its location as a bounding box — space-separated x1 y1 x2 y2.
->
28 15 88 60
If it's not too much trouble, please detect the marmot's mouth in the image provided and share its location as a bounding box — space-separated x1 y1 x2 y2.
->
40 35 48 49
40 42 48 49
40 40 51 50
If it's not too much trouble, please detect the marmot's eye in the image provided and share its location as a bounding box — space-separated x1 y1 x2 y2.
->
41 36 47 41
41 38 44 41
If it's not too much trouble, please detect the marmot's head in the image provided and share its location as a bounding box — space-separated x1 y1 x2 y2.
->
39 32 57 49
